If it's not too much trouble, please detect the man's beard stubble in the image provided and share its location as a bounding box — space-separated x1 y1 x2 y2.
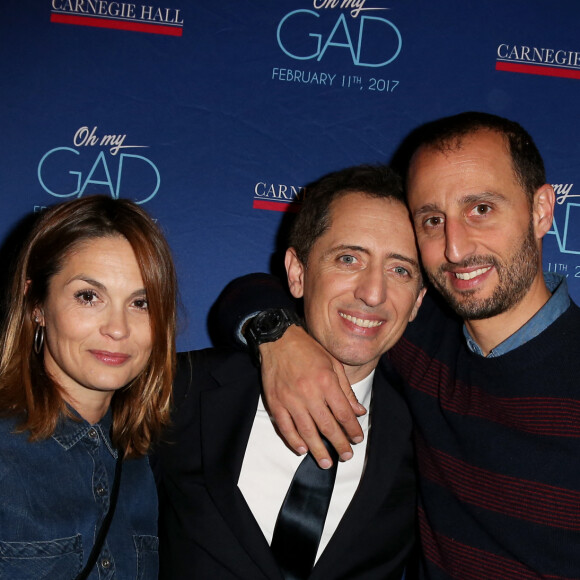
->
427 221 540 320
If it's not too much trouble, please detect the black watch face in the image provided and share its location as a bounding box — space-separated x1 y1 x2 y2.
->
256 310 284 335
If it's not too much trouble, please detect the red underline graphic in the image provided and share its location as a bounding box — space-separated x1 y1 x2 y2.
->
253 200 301 213
50 13 183 37
496 61 580 80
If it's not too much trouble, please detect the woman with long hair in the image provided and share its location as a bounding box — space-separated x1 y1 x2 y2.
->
0 195 177 579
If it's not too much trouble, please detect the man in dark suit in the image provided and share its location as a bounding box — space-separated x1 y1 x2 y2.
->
154 165 426 579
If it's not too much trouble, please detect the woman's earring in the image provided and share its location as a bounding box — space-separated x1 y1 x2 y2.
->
34 322 44 354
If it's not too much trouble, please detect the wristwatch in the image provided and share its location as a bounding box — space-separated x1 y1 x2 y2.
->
243 308 301 365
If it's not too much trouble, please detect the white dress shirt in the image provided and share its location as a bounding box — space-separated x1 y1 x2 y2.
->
238 370 374 562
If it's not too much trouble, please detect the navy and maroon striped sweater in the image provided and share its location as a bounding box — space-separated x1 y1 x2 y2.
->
389 291 580 579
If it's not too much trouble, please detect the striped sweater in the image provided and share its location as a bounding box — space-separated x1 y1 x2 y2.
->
389 292 580 579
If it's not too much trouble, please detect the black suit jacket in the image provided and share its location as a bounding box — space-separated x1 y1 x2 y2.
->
154 349 416 579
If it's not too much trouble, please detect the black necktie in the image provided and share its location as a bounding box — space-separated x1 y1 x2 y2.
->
270 439 339 579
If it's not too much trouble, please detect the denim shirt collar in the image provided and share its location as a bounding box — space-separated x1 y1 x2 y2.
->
52 406 117 457
464 273 570 358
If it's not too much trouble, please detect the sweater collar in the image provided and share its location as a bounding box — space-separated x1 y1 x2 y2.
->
464 272 570 357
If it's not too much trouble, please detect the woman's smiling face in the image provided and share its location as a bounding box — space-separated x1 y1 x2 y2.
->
36 235 153 413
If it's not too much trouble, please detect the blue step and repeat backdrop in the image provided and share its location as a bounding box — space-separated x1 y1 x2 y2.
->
1 0 579 350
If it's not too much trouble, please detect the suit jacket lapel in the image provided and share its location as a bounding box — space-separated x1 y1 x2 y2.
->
200 355 283 579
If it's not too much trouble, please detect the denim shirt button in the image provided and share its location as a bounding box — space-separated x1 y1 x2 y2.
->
101 557 111 569
88 428 98 440
96 484 106 496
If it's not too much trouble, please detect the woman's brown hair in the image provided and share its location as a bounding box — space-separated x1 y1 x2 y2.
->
0 195 177 458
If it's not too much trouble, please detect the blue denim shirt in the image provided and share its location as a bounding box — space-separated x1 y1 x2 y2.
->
0 409 158 579
464 273 570 357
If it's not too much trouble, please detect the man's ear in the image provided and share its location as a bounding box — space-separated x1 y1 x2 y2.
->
285 247 305 299
532 183 555 240
408 286 427 323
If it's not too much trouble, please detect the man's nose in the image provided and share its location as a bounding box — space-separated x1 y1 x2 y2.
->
444 218 477 264
354 264 387 307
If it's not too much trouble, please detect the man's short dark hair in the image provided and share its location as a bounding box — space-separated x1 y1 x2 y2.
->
410 111 546 202
289 164 405 264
